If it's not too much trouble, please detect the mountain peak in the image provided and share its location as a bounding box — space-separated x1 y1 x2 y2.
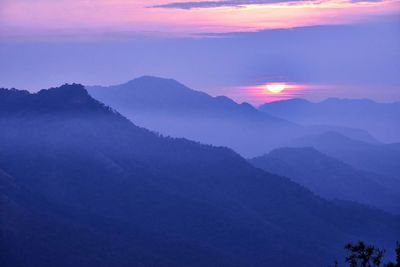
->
277 98 310 103
123 76 189 91
0 84 111 114
130 75 176 83
36 83 102 111
38 83 89 99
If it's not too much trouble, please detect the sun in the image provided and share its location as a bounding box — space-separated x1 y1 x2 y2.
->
265 83 286 94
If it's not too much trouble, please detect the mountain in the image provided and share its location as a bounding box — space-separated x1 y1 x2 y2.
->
87 76 377 157
1 85 399 267
249 147 400 213
1 166 238 267
289 132 400 180
88 76 278 118
259 98 400 143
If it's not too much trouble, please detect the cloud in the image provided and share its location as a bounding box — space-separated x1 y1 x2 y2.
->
1 16 399 103
350 0 382 2
152 0 312 9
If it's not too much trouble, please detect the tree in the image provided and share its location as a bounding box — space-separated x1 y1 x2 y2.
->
333 241 399 267
385 242 400 267
345 241 384 267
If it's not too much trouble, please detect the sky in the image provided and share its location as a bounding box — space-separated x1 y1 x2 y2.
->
0 0 399 104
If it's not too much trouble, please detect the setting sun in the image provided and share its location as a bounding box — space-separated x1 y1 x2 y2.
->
266 83 286 94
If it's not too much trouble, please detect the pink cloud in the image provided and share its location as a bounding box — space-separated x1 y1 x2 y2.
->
1 0 399 39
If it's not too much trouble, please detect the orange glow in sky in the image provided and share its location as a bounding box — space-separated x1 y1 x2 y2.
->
265 83 287 94
241 82 313 104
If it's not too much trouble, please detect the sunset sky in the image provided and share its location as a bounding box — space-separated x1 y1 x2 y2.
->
1 0 399 104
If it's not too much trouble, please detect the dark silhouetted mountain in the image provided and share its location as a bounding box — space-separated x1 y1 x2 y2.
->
259 98 400 143
1 85 399 267
87 76 376 157
0 166 242 267
249 147 400 213
289 132 400 180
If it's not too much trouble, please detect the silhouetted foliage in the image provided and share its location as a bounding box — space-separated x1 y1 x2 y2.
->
333 241 400 267
385 242 400 267
345 241 384 267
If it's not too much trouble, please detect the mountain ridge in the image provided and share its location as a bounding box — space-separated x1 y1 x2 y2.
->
259 97 400 143
249 146 400 213
88 76 289 123
86 76 378 156
289 131 400 179
1 84 399 267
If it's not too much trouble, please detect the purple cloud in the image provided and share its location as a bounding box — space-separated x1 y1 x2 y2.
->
152 0 312 9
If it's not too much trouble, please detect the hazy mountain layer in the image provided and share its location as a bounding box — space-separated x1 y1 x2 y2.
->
259 98 400 143
1 85 399 267
250 147 400 213
87 76 376 157
289 132 400 180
